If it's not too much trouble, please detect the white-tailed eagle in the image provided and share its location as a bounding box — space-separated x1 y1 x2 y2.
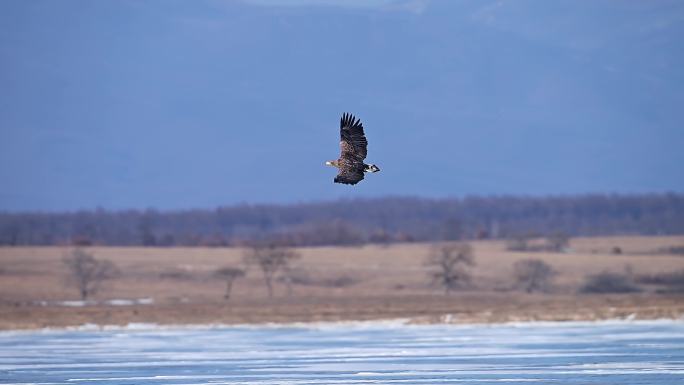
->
326 113 380 185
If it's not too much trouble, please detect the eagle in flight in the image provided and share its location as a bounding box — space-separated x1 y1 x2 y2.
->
326 113 380 185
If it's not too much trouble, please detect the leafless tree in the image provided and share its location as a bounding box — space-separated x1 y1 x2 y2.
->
546 232 569 252
214 267 245 300
514 258 556 293
62 249 119 300
426 243 475 294
244 243 300 298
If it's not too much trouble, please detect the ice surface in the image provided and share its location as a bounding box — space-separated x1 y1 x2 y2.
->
1 320 683 384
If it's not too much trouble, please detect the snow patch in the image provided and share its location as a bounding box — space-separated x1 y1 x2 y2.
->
35 298 155 307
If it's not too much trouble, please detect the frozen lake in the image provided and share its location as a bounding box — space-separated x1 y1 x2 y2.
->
1 320 684 384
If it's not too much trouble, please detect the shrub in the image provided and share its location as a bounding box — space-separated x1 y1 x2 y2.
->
659 246 684 255
514 259 556 293
580 272 641 294
280 269 359 288
159 268 194 280
636 270 684 287
506 235 529 251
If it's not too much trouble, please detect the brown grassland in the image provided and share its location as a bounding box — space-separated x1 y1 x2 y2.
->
1 236 683 330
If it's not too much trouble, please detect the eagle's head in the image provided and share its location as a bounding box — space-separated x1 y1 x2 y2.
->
325 160 339 168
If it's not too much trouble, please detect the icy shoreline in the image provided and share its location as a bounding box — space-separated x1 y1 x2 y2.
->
2 317 684 384
3 316 683 335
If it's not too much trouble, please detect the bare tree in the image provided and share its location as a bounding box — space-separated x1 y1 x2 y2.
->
426 243 475 294
546 232 569 252
214 267 245 300
62 249 119 300
244 243 300 298
514 258 556 293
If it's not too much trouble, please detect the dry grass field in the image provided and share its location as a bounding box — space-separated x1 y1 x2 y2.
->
1 236 683 329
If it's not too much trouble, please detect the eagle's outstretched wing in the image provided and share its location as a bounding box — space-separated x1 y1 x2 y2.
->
339 113 367 161
335 113 368 185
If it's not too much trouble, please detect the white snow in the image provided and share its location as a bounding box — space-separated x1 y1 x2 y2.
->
34 298 155 308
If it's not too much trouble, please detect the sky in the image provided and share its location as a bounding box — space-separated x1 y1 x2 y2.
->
1 0 683 211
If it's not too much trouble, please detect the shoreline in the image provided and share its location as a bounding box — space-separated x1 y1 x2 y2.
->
3 315 684 334
2 293 683 331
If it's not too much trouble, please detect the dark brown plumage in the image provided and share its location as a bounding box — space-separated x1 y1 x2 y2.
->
326 113 380 185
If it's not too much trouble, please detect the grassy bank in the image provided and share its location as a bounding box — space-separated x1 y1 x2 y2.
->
1 236 683 329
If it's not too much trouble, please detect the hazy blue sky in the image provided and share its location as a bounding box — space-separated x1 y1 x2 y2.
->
1 0 683 211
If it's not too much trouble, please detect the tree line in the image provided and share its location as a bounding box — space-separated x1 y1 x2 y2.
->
1 193 683 247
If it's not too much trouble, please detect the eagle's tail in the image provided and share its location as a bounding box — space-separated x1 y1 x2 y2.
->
364 164 380 173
